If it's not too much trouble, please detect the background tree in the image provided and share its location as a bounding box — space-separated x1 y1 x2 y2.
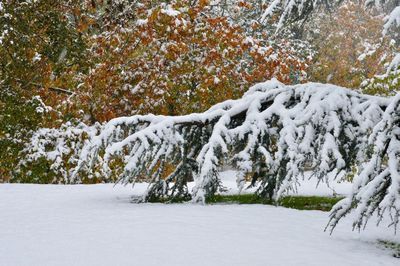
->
71 0 309 122
360 4 400 95
307 3 396 88
0 0 88 181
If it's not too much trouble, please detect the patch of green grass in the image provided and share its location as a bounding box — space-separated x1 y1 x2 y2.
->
206 194 273 205
137 193 343 212
206 194 343 212
278 196 343 211
378 240 400 258
132 195 191 204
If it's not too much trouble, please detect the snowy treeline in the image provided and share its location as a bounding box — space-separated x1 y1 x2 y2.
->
21 80 400 230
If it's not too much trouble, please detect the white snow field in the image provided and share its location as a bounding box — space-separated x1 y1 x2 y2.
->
0 172 399 266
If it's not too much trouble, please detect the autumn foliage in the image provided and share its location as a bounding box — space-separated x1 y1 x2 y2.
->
308 3 396 88
72 0 308 122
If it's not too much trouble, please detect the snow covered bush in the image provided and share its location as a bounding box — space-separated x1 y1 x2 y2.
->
22 80 390 200
19 122 102 184
0 91 51 182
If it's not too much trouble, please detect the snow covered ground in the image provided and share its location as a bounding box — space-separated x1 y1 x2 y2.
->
0 172 398 266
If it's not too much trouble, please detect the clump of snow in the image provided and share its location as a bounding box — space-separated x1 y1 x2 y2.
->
161 5 180 17
136 19 148 26
32 52 41 62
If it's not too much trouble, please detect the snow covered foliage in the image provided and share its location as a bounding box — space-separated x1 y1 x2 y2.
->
328 93 400 232
22 80 390 203
20 122 101 184
261 0 400 34
62 0 309 122
308 2 393 89
361 50 400 96
359 2 400 96
208 0 315 77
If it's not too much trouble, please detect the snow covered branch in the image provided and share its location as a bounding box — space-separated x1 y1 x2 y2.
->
383 5 400 35
261 0 336 29
328 93 400 232
21 80 390 205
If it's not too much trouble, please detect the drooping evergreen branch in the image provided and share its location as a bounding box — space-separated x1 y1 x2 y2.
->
328 93 400 232
22 80 390 205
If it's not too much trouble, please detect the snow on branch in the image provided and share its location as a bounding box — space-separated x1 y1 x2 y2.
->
262 1 400 33
328 93 400 232
21 80 390 205
261 0 332 30
383 5 400 35
387 53 400 75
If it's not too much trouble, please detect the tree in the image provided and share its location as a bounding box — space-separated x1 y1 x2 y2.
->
0 0 88 96
383 5 400 35
209 0 315 80
21 80 389 203
324 1 400 233
360 4 400 95
361 53 400 96
72 0 308 122
308 3 395 89
0 0 88 181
